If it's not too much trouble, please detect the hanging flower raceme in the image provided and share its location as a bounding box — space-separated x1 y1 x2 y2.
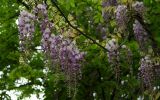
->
133 20 149 51
48 34 85 77
49 35 63 62
138 55 154 89
59 39 85 96
48 35 85 96
132 1 145 16
34 4 54 53
106 38 120 80
60 40 85 78
115 5 128 30
18 10 35 52
105 39 119 63
34 4 48 18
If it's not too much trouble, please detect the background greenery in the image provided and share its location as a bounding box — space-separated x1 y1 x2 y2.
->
0 0 160 100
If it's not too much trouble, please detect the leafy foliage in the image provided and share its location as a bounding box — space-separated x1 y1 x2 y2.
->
0 0 160 100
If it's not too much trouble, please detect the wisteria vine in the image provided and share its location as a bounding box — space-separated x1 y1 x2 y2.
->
17 0 160 98
18 3 85 97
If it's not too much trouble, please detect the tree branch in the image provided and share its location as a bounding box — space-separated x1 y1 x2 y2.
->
7 82 33 91
51 0 109 52
7 79 43 91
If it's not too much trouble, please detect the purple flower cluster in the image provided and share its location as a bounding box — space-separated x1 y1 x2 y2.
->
105 39 119 63
49 35 63 61
33 4 84 95
132 1 145 16
59 39 85 96
34 3 85 68
139 55 154 89
59 40 85 76
49 35 85 96
18 4 85 96
48 35 85 79
18 10 35 52
133 20 148 51
34 4 54 53
116 5 128 30
33 4 85 79
34 4 48 18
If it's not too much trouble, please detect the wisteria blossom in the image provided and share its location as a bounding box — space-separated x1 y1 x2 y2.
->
116 5 128 30
105 39 119 63
133 20 149 51
18 10 35 51
132 1 145 16
138 55 154 89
